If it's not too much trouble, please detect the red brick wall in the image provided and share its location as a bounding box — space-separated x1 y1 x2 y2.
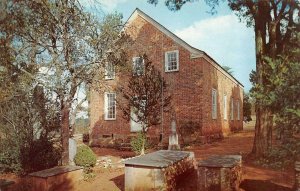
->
200 58 243 136
89 14 243 145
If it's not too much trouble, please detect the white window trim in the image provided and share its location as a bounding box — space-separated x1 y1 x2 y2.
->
237 100 240 121
165 50 179 72
104 62 115 80
132 56 145 76
212 89 217 119
224 94 227 120
231 97 234 120
104 92 116 120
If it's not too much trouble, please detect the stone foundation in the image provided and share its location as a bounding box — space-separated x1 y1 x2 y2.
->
197 155 242 191
124 150 195 191
28 166 83 191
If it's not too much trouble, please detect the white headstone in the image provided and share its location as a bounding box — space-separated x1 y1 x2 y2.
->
69 138 77 165
168 119 180 150
171 120 176 133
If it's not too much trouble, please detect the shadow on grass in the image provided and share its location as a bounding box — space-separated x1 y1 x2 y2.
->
110 174 125 191
240 179 292 191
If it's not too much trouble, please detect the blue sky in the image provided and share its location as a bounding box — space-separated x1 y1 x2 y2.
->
86 0 256 91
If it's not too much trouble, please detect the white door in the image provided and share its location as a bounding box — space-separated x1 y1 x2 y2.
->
130 107 143 132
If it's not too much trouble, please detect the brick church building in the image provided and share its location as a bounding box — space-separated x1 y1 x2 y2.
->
89 8 243 146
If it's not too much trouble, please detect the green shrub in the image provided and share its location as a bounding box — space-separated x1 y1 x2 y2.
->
0 137 60 174
74 145 97 167
254 147 293 170
21 139 61 173
130 132 148 155
83 167 96 181
0 140 22 173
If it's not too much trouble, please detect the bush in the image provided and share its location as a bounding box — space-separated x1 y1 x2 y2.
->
21 139 61 173
0 140 22 173
0 137 60 174
74 145 97 167
254 147 293 170
130 132 148 155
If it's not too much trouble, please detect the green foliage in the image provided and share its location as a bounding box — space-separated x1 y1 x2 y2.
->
0 124 60 174
1 0 129 164
21 139 61 173
250 32 300 158
222 65 234 75
254 148 293 170
243 92 252 122
74 145 97 167
130 132 148 155
0 139 22 173
118 54 171 132
83 167 96 181
118 54 171 155
0 63 61 174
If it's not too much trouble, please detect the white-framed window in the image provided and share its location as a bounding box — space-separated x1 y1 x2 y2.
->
104 92 116 120
165 50 179 72
231 97 234 120
132 57 144 76
105 62 115 80
237 100 240 120
223 94 227 120
212 89 217 119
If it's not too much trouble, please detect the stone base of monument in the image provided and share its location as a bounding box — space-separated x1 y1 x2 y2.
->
124 150 195 191
168 133 180 150
28 166 83 191
197 155 242 191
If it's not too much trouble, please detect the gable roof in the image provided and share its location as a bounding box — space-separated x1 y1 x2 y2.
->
125 8 244 88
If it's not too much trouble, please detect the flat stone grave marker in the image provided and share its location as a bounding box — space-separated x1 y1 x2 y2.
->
198 155 242 191
124 150 195 191
28 165 83 191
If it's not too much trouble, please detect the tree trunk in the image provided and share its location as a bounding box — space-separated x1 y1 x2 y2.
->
61 103 70 165
253 108 272 156
140 127 147 155
251 2 272 157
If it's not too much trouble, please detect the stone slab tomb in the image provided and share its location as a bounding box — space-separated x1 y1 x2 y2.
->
28 166 83 191
197 155 242 191
124 150 195 191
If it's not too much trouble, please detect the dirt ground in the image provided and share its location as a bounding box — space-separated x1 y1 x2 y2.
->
2 121 295 191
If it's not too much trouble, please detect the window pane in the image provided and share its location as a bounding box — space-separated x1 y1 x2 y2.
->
224 95 227 120
231 98 234 120
105 63 115 79
166 51 178 71
212 89 217 119
133 57 144 76
237 100 240 120
106 93 116 119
